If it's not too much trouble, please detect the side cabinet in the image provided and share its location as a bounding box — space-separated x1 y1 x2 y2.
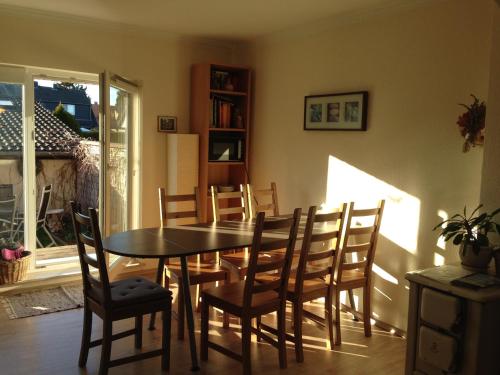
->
405 266 500 375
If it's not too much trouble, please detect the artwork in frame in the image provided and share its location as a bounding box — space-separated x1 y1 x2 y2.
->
303 91 368 131
158 115 177 133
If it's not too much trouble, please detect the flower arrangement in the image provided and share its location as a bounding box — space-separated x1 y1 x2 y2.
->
456 95 486 152
0 239 25 262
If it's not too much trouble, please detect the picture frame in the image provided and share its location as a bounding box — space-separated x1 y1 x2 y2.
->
157 115 177 133
303 91 368 131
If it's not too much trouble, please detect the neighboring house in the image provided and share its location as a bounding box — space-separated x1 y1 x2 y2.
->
35 82 98 130
0 99 80 158
0 88 81 211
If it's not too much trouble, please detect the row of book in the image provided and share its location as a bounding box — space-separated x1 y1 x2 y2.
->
211 70 231 91
210 96 237 128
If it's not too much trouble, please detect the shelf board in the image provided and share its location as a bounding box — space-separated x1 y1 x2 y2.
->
208 161 245 166
209 128 246 132
210 89 247 97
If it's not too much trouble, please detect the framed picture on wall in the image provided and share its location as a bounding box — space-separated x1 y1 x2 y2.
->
157 115 177 133
303 91 368 131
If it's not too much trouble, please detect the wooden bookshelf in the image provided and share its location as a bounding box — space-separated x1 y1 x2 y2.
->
190 63 252 221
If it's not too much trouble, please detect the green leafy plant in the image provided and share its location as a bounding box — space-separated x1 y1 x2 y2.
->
433 205 500 253
0 238 21 250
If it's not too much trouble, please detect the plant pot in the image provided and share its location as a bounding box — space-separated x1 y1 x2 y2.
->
459 243 492 270
0 251 32 285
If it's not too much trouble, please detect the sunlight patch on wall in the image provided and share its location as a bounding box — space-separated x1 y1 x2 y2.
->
323 156 420 254
434 252 445 266
372 263 399 285
436 210 448 250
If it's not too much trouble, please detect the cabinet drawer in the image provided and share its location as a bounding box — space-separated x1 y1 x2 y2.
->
420 288 461 331
418 326 458 372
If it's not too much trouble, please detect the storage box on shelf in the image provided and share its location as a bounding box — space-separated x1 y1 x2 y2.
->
190 63 252 221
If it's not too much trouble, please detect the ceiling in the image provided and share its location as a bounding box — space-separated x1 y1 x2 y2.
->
0 0 421 40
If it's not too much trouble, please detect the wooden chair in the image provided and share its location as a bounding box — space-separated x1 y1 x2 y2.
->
257 204 347 362
211 185 252 279
248 182 279 217
14 185 57 247
330 200 385 345
149 187 230 338
70 202 172 375
200 208 302 375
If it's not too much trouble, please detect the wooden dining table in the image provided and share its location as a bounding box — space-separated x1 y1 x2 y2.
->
101 219 287 371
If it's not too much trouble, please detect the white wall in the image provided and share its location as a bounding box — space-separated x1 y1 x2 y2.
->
248 0 493 330
0 7 238 227
481 1 500 217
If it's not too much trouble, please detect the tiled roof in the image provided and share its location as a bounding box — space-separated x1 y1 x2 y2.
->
0 101 80 156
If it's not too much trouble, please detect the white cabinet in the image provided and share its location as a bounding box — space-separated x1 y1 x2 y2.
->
406 265 500 375
166 134 199 195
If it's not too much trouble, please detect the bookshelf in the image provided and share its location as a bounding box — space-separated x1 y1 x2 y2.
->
190 63 252 221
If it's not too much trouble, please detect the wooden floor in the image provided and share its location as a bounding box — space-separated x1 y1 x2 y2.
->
0 290 406 375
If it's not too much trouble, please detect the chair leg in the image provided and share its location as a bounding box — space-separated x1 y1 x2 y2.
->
334 290 342 345
135 315 143 349
98 317 112 375
200 299 209 361
150 258 166 330
242 317 252 375
222 278 230 329
78 304 92 367
348 289 359 321
325 292 335 350
256 315 262 342
177 280 185 340
292 301 304 363
277 306 288 369
196 284 202 312
42 225 57 247
162 306 172 371
363 286 372 337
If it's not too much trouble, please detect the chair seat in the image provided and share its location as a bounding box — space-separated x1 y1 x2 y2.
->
89 277 171 308
257 270 328 298
327 269 367 289
202 281 280 316
220 250 289 272
165 260 228 284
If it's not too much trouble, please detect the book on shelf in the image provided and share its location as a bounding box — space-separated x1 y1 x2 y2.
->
211 70 231 90
210 95 236 128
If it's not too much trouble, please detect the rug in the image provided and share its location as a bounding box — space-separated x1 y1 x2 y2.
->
0 284 84 319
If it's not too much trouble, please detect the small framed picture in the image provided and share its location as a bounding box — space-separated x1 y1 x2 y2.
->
157 116 177 133
304 91 368 131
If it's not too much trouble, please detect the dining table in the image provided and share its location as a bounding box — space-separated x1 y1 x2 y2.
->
101 219 291 371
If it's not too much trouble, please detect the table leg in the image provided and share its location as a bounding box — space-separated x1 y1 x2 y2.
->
180 255 200 371
149 257 166 330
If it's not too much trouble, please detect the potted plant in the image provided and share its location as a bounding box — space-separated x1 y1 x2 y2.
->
0 239 32 284
433 205 500 269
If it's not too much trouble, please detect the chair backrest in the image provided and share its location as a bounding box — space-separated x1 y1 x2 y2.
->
334 200 385 283
248 182 279 217
210 184 249 222
294 204 347 295
159 187 200 227
243 208 301 311
70 201 111 306
0 196 17 239
37 185 52 223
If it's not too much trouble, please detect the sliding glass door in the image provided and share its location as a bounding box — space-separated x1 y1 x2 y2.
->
100 72 141 241
0 65 141 271
0 66 36 259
